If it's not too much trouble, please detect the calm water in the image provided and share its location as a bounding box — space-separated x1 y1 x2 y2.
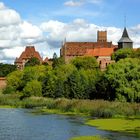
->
0 109 139 140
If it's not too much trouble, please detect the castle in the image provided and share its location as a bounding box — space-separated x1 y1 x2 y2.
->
60 27 133 70
15 46 49 70
15 27 133 70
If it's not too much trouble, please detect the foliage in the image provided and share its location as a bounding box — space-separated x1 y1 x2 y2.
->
101 58 140 102
133 48 140 58
112 48 134 61
23 80 42 97
0 63 16 77
25 57 40 67
5 65 50 96
6 70 24 92
42 62 101 99
71 56 99 70
3 56 140 103
0 92 140 118
52 57 65 69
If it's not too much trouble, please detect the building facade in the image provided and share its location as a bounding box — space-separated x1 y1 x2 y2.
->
60 31 117 70
15 46 43 70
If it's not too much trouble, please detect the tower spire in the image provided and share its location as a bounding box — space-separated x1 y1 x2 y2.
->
118 27 133 49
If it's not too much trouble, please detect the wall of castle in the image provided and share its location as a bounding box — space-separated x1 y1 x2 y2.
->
0 77 7 89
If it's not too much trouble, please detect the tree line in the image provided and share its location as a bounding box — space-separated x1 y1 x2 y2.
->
3 48 140 102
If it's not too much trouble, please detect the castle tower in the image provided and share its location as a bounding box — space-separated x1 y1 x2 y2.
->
118 27 133 49
97 31 107 42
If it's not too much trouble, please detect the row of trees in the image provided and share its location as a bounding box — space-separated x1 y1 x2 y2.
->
0 63 16 77
3 48 140 102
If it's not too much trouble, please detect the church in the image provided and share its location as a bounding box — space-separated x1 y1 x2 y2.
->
60 27 133 70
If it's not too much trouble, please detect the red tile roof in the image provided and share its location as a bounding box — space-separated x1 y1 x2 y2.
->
15 46 43 63
63 42 117 57
43 57 49 63
85 47 115 57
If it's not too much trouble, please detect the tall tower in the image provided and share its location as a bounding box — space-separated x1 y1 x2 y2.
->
118 27 133 49
97 31 107 42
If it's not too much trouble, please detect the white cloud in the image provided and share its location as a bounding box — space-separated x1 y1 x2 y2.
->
3 46 24 59
40 19 140 51
64 0 102 7
0 2 140 64
0 2 46 62
64 0 83 7
0 4 21 26
40 19 120 44
20 21 42 39
0 2 5 9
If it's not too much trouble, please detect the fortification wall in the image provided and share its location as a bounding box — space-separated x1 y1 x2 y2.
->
0 77 7 89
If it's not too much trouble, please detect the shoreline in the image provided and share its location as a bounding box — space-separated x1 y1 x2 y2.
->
0 104 139 139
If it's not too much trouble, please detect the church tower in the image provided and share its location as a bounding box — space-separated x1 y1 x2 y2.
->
118 27 133 49
97 31 107 42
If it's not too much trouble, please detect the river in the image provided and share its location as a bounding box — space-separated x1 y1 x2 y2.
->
0 109 139 140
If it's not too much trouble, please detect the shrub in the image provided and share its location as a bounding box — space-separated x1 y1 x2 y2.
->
23 80 42 97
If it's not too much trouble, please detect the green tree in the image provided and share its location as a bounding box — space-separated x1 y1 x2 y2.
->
25 57 40 67
52 57 65 69
42 64 76 98
6 70 24 92
112 48 134 61
0 63 16 77
133 48 140 58
42 70 57 98
71 56 99 70
54 64 76 98
23 80 42 97
5 65 50 95
22 65 47 85
102 58 140 102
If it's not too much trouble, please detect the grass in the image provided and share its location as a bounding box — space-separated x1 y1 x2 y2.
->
0 94 140 119
86 118 140 136
70 135 108 140
0 105 15 108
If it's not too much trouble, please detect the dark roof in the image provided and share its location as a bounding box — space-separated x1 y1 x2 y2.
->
118 27 133 43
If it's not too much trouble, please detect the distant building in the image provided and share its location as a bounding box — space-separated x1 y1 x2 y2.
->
15 46 43 70
60 31 117 70
118 27 133 49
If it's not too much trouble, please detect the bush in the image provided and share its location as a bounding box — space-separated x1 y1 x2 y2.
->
23 80 42 97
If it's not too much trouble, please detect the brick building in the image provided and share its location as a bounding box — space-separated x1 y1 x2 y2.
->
60 31 117 70
15 46 43 70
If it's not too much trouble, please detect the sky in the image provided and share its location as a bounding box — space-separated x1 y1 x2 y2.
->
0 0 140 63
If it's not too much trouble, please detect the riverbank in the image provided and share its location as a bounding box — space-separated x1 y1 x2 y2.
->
0 94 140 118
70 135 108 140
0 94 140 139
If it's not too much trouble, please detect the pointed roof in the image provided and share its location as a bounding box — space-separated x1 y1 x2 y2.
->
15 46 43 63
118 27 133 43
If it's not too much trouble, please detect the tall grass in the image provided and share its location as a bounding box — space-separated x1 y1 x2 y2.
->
0 94 139 118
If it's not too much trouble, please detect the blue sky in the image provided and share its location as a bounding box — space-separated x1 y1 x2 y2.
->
0 0 140 63
2 0 140 27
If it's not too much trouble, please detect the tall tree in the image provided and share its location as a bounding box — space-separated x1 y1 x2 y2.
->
25 57 40 67
112 48 134 61
71 56 99 70
0 63 16 77
102 58 140 102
